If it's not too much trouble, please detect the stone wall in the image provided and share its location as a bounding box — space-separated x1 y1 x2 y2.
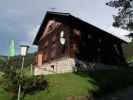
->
34 57 75 75
34 57 118 75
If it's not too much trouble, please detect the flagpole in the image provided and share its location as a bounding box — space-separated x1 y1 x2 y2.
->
17 45 29 100
17 56 24 100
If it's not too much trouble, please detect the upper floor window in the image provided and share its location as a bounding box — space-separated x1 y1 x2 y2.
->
59 30 66 45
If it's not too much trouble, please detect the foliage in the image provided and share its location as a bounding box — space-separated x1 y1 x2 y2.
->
123 39 133 60
106 0 133 30
24 73 98 100
0 53 36 69
21 53 36 67
22 75 48 95
1 69 133 100
0 58 3 65
0 72 98 100
0 58 48 100
24 69 133 99
87 69 133 97
0 56 6 67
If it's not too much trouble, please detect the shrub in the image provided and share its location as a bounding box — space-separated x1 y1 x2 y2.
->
22 75 48 95
0 59 48 100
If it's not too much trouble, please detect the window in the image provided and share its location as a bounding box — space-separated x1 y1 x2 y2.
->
59 30 66 45
60 31 64 37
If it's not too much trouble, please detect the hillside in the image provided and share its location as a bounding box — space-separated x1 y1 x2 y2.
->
0 53 36 68
13 53 36 67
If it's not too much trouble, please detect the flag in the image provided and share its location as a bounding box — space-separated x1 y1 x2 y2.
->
8 40 15 59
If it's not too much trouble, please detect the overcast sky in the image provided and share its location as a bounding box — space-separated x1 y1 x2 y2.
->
0 0 130 56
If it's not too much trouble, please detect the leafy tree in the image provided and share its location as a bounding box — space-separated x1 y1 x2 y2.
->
106 0 133 30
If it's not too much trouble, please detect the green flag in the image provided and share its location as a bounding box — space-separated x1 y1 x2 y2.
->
8 40 15 59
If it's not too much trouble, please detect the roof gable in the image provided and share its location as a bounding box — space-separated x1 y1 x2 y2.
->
33 11 127 45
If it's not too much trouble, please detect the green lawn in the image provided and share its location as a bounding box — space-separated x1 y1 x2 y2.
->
0 72 98 100
1 67 133 100
24 73 97 100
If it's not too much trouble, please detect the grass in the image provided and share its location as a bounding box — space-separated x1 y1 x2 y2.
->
19 68 133 99
0 72 98 100
24 73 97 100
1 66 133 100
0 87 11 100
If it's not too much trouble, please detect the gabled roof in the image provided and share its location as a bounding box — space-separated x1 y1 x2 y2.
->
33 11 128 45
126 33 133 37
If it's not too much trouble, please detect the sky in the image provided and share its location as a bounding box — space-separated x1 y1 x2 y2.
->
0 0 131 56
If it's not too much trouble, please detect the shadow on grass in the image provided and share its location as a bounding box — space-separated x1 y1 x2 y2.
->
74 68 133 97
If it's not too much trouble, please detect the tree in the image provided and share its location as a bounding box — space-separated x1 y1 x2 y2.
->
106 0 133 30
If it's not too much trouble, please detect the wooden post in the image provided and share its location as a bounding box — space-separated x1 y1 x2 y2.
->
30 64 33 75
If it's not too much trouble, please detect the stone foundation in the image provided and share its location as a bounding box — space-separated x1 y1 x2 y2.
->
34 58 118 75
34 57 75 75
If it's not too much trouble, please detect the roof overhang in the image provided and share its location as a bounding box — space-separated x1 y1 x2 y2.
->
33 11 128 45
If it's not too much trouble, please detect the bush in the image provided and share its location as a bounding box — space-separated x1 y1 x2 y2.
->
0 59 48 100
22 75 48 95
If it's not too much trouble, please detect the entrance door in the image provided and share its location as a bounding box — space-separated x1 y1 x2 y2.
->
37 52 44 66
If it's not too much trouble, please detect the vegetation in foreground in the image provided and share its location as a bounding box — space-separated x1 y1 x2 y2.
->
75 68 133 98
1 66 133 100
1 54 133 100
0 72 97 100
0 59 48 100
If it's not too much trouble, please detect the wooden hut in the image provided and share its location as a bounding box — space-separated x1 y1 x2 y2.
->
33 11 127 74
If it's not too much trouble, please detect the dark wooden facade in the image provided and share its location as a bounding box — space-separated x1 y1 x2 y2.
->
33 11 127 66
